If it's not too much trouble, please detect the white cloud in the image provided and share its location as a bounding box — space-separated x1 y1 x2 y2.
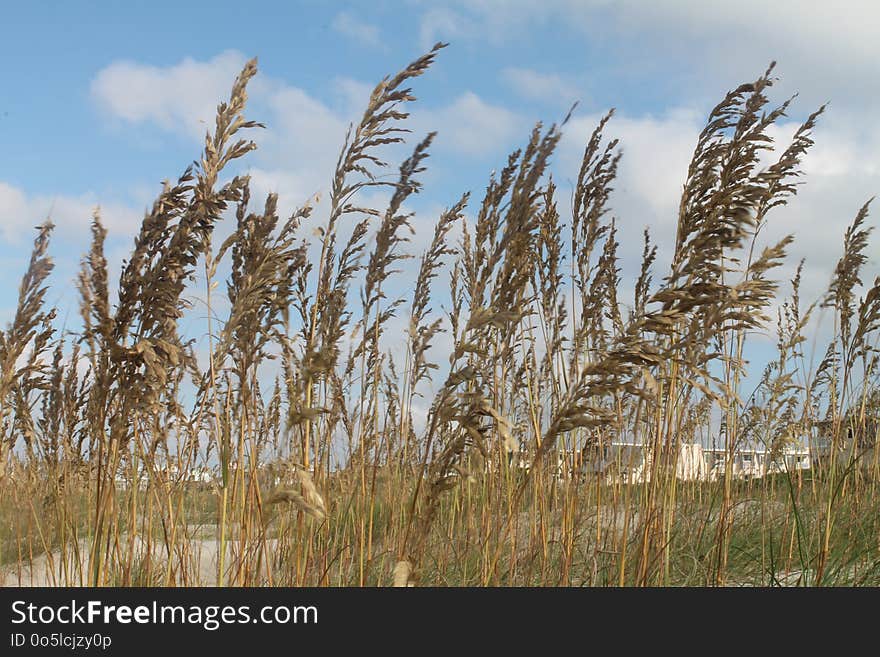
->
90 50 253 139
418 7 471 49
0 181 140 244
90 51 352 216
261 87 348 165
412 92 524 157
0 180 145 328
331 78 375 117
331 11 382 48
90 52 523 204
559 108 699 235
615 0 880 69
0 182 28 243
502 68 578 106
420 1 880 108
422 0 880 56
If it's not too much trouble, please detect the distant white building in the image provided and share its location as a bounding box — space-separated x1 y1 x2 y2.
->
519 440 812 483
703 445 811 480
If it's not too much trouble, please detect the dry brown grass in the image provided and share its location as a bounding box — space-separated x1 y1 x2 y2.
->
2 48 880 587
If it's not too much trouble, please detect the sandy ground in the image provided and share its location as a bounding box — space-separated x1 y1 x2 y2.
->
1 525 279 586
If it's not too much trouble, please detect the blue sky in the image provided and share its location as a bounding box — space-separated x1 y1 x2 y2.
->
1 1 878 391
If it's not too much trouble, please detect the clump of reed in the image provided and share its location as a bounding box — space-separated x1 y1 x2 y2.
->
2 47 879 588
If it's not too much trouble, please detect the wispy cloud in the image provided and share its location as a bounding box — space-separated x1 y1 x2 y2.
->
502 67 578 106
418 1 880 109
331 11 383 48
0 181 140 244
90 50 253 139
418 7 470 49
412 92 524 157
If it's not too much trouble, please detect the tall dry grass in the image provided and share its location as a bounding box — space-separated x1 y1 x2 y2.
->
1 48 879 587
